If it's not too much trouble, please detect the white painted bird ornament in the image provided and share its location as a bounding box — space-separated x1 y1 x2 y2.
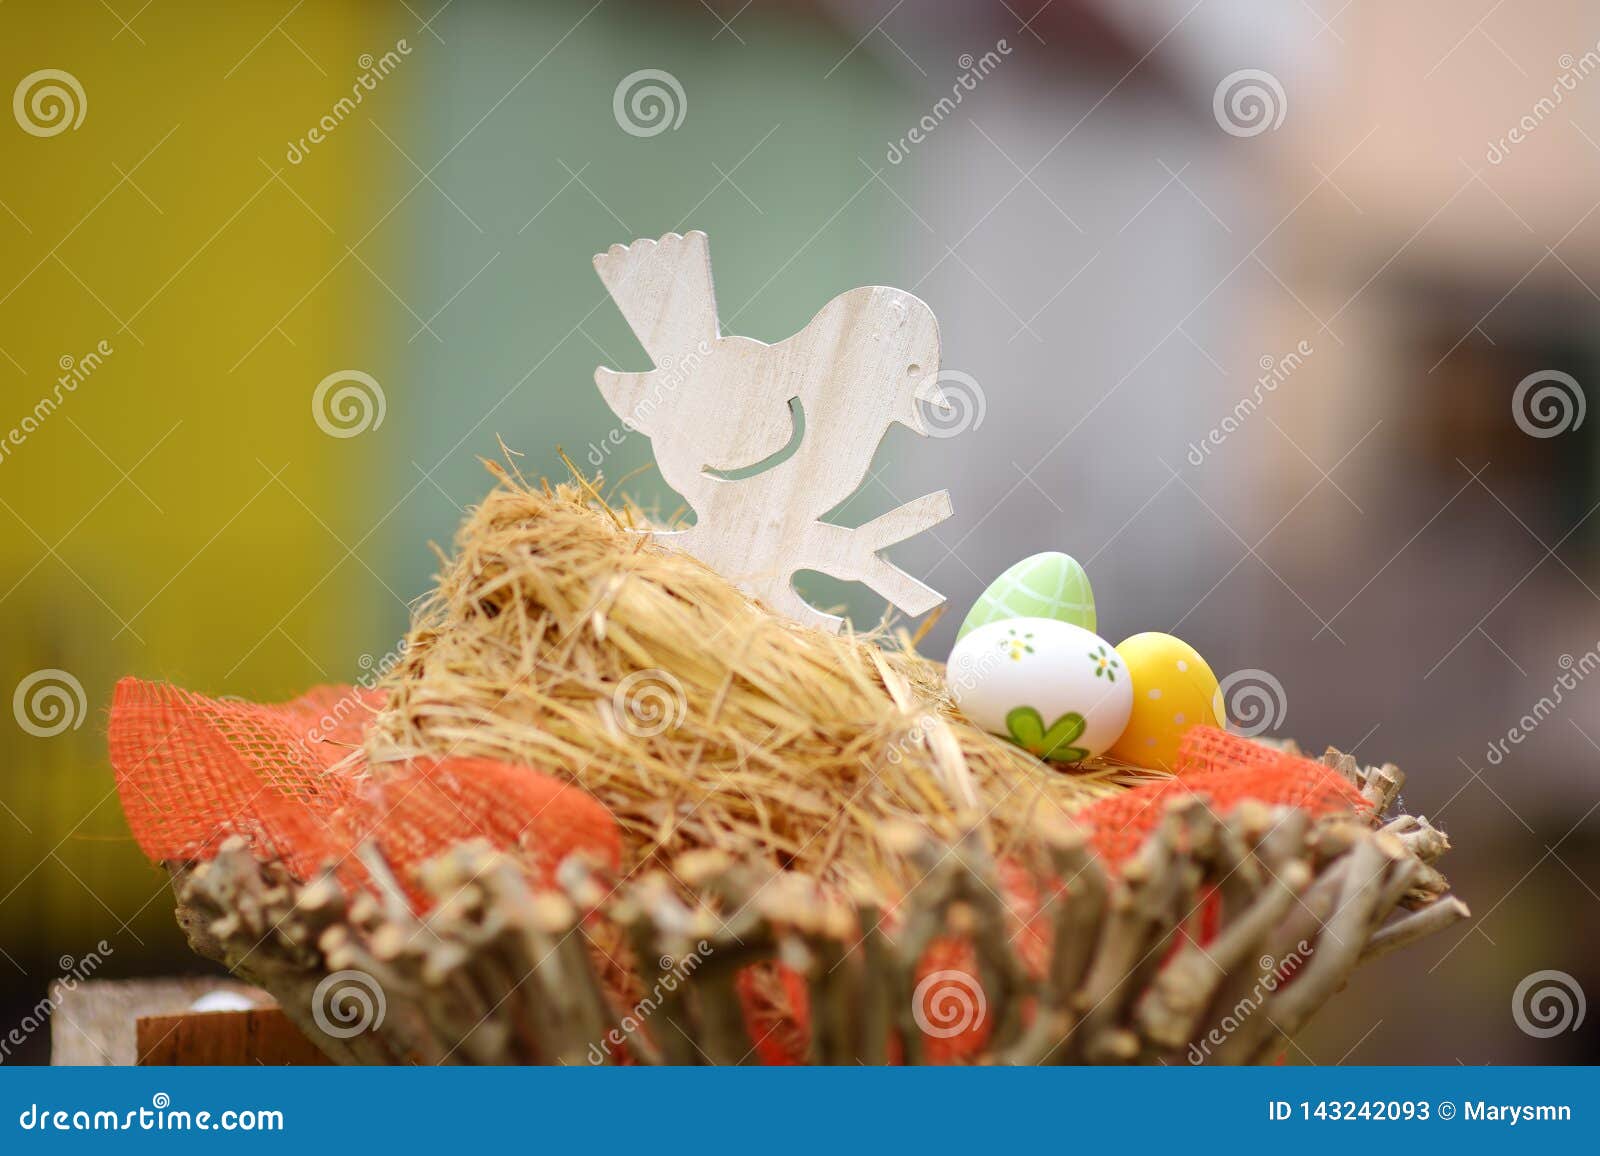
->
593 230 953 633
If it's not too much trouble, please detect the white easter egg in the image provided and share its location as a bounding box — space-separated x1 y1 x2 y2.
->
946 617 1133 764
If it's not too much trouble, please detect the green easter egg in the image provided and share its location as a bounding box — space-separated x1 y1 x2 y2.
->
957 552 1097 640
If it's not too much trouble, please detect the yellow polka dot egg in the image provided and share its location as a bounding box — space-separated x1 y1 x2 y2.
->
1105 632 1222 770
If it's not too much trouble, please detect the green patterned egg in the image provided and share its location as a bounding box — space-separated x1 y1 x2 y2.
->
957 552 1097 640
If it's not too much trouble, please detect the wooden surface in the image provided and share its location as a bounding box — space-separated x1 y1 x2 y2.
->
137 1007 332 1066
50 977 271 1065
593 230 953 632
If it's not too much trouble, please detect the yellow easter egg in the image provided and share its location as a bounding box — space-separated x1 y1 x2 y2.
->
1106 632 1221 770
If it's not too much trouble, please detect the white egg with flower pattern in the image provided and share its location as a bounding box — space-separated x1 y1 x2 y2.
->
946 617 1133 764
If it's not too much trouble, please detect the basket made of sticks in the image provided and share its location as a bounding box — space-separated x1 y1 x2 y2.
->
167 749 1464 1066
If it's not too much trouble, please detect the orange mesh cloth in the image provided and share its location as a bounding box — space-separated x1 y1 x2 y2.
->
1078 726 1372 865
1172 725 1330 778
108 677 621 906
736 964 811 1065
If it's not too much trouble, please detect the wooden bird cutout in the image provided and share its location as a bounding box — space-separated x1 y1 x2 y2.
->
593 230 954 633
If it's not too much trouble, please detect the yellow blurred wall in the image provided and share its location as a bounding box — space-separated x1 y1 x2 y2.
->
1 1 401 963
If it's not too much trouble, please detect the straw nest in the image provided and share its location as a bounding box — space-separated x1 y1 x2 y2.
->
365 462 1160 900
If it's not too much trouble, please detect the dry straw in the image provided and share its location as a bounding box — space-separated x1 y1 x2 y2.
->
366 460 1161 901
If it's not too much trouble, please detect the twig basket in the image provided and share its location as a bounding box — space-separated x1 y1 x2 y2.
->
167 747 1462 1065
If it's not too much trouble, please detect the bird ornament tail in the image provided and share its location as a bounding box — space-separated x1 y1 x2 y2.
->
592 231 719 367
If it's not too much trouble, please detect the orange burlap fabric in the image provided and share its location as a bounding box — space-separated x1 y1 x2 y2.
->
108 678 621 906
108 676 1365 1062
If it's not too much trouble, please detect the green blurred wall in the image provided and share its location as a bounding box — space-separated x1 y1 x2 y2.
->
387 2 908 605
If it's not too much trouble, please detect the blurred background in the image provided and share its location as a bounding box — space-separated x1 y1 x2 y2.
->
2 0 1598 1063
